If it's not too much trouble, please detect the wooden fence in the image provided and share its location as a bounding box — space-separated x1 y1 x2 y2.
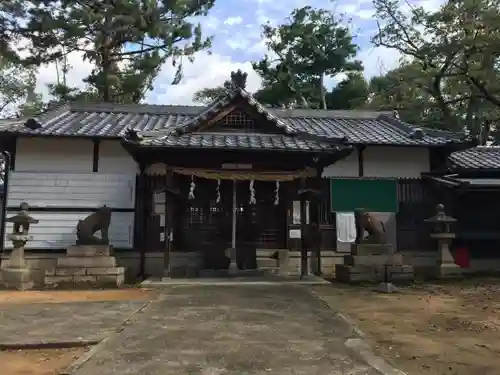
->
396 178 436 251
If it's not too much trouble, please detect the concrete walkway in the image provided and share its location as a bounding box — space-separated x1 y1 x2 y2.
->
0 301 146 347
73 285 381 375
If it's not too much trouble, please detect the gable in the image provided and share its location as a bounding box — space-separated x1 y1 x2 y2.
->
194 100 287 134
175 89 295 136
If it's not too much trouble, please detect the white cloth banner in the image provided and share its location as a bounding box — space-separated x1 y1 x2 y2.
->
336 212 357 243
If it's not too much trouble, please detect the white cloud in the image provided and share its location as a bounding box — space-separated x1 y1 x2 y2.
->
145 52 262 105
204 15 222 30
358 46 401 78
224 16 243 25
35 51 94 98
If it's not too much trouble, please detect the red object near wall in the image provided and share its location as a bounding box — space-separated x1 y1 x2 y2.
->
455 247 470 268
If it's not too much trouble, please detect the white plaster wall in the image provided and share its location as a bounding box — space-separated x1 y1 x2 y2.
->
322 146 430 178
363 146 430 178
15 137 93 172
99 140 138 174
14 137 138 174
322 150 358 177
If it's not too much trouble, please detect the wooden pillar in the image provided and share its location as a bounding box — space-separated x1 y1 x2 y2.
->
299 178 308 278
92 139 100 172
163 173 171 277
138 164 147 279
312 167 323 275
357 145 365 177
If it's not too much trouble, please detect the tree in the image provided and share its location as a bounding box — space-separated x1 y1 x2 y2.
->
372 0 500 142
365 63 444 127
326 73 368 110
252 6 362 109
193 69 248 104
0 55 39 118
7 0 215 103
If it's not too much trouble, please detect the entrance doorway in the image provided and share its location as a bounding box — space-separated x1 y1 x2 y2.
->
175 178 286 271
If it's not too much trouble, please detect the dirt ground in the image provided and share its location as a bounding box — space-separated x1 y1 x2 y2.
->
313 278 500 375
0 288 154 304
0 288 155 375
0 348 86 375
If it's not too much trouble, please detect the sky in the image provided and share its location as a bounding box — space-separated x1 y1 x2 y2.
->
34 0 442 106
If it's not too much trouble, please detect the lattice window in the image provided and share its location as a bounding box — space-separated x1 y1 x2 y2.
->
222 109 254 131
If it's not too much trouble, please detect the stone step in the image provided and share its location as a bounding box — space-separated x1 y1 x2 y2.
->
256 258 278 268
45 273 124 287
335 264 414 283
67 245 111 257
350 244 391 256
56 256 117 268
46 266 125 277
344 254 403 266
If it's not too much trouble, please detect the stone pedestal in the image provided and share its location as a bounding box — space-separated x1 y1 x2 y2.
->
1 235 34 290
436 240 462 278
45 245 125 287
2 267 34 290
277 249 290 275
335 244 414 283
226 248 238 275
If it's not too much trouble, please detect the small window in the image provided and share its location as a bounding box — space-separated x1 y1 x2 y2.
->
222 110 254 131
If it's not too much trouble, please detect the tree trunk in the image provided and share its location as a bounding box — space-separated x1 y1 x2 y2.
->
319 74 327 110
101 51 111 102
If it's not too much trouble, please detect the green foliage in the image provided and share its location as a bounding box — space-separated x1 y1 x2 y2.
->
252 6 362 109
7 0 215 103
0 55 39 118
326 73 368 110
372 0 500 142
193 69 248 104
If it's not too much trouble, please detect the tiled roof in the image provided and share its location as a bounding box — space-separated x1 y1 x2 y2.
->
137 132 339 152
449 146 500 170
0 90 468 148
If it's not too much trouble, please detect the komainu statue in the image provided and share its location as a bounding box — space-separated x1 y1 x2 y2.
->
354 208 387 244
76 206 112 245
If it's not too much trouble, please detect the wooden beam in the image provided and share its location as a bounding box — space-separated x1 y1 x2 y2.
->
357 145 365 177
197 105 237 132
92 139 100 172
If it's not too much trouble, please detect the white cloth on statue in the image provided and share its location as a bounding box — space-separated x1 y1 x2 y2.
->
336 212 357 243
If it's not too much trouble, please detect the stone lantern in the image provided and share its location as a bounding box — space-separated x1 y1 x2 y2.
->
1 202 39 290
424 203 461 278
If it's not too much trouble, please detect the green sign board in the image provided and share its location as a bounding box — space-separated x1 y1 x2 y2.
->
330 178 398 213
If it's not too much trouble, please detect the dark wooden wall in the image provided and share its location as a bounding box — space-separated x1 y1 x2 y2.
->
396 178 436 251
135 175 439 254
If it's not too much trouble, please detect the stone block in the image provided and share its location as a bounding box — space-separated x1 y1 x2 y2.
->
390 272 415 281
57 256 116 268
335 266 377 282
1 268 34 290
56 268 87 276
350 244 391 256
67 245 111 257
278 249 290 275
344 254 403 266
45 275 74 285
86 267 125 275
95 274 125 287
436 264 462 278
45 268 56 276
73 275 97 283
